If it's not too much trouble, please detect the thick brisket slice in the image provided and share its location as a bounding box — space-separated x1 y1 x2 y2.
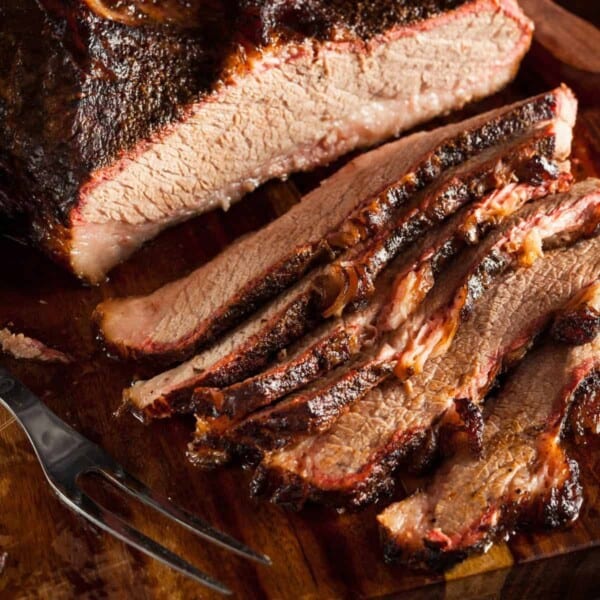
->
124 116 575 422
378 338 600 570
551 281 600 345
250 233 600 509
2 0 533 282
225 178 595 451
95 87 572 362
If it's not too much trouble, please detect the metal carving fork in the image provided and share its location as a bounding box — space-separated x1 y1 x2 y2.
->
0 368 270 595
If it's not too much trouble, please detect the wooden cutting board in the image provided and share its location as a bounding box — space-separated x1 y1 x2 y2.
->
1 4 599 599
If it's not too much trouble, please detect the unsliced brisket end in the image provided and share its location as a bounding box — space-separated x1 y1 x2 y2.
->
551 281 600 345
220 178 596 453
378 338 600 570
95 87 573 363
250 232 600 509
1 0 533 283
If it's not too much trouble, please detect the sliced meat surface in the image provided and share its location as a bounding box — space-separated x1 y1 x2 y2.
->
378 337 600 570
317 128 572 319
192 305 377 422
392 176 599 378
222 178 597 451
378 176 560 332
197 129 570 431
2 0 533 282
249 233 600 509
96 87 573 363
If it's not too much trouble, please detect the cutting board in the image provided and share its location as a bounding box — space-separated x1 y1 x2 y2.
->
1 3 599 598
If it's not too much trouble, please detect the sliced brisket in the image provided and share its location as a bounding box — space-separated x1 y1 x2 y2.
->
96 87 573 363
221 178 597 451
317 126 569 319
250 231 600 509
1 0 533 283
378 178 559 332
126 124 571 422
378 337 600 570
125 275 320 420
192 304 378 422
192 126 571 431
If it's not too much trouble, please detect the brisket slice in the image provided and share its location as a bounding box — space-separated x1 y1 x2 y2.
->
2 0 532 283
126 122 570 422
378 178 559 332
391 176 600 378
249 233 600 509
551 281 600 345
220 178 596 452
192 304 378 421
378 338 600 570
94 87 572 363
317 127 570 320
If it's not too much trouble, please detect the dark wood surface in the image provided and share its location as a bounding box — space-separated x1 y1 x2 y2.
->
1 3 599 599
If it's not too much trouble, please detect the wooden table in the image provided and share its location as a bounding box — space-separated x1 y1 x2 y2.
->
1 3 599 598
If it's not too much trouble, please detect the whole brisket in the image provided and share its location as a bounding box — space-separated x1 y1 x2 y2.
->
0 0 532 283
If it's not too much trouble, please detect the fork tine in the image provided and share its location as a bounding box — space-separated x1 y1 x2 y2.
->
99 467 271 566
67 492 232 596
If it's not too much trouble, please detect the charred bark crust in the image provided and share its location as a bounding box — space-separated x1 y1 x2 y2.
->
380 457 582 571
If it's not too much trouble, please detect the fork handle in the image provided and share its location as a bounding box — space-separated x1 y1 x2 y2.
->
0 367 88 471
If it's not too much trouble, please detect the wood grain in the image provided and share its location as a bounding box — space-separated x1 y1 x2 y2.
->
0 4 599 599
519 0 600 73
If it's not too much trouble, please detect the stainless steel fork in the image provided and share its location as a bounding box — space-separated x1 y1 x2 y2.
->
0 367 270 595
